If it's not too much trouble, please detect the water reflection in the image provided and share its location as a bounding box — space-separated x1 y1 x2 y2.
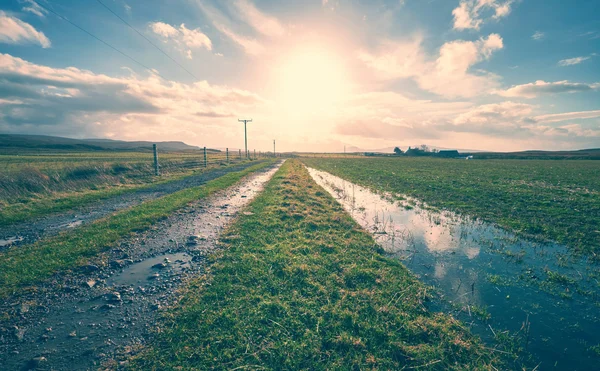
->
308 167 600 371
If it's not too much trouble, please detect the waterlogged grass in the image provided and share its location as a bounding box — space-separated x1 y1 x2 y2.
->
0 161 274 298
128 160 498 370
302 157 600 257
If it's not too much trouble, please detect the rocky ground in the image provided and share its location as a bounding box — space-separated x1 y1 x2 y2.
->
0 161 267 250
0 161 282 371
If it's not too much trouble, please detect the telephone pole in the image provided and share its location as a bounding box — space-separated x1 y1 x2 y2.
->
273 139 276 157
238 118 252 159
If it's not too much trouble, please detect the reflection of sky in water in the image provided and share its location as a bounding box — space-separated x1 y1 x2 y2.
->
308 167 600 371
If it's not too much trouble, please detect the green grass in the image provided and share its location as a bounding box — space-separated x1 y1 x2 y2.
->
0 160 275 298
0 150 259 224
127 160 498 370
302 157 600 257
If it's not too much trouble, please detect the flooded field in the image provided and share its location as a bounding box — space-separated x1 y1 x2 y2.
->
308 167 600 370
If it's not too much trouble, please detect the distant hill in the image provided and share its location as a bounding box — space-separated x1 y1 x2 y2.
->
473 148 600 160
0 134 202 152
343 144 600 160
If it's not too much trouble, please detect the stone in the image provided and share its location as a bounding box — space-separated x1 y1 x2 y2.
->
27 356 47 369
84 280 96 288
110 260 126 269
13 326 25 342
81 264 100 272
105 292 122 302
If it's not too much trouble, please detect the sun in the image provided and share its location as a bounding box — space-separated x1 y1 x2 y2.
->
272 46 351 116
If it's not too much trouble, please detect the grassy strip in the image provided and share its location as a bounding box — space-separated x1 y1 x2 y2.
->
0 160 275 298
128 160 497 370
0 161 257 226
302 157 600 257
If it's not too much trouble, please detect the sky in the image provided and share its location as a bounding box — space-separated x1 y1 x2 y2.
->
0 0 599 152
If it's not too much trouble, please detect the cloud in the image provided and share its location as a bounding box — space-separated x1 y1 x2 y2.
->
21 0 48 18
196 0 284 55
496 80 600 98
531 31 544 40
214 23 265 55
452 0 514 30
0 53 267 140
534 110 600 124
232 0 285 38
558 56 590 66
336 119 441 141
359 34 504 97
149 22 212 59
0 11 50 48
453 101 533 127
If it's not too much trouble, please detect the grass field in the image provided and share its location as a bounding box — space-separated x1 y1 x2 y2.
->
0 150 261 225
127 160 500 370
301 157 600 257
0 160 275 298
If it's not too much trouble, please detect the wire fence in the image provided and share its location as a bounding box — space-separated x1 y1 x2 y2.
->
0 146 281 202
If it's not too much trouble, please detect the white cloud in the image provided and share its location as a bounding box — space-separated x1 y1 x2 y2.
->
21 0 48 18
452 0 514 30
233 0 286 38
0 11 50 48
558 56 590 66
196 1 272 56
453 101 533 126
0 53 266 142
214 23 265 55
149 22 212 59
532 31 544 40
534 110 600 124
360 34 504 98
496 80 600 98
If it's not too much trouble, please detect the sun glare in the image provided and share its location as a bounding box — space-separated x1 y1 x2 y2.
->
273 46 351 117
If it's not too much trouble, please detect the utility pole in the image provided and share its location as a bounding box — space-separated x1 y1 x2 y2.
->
238 118 252 159
273 139 276 158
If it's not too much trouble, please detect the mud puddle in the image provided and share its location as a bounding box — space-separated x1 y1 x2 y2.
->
106 252 191 287
0 236 23 248
308 167 600 371
0 161 283 371
0 161 268 250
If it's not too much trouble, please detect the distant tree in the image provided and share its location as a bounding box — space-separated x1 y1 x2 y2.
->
420 144 430 152
393 147 403 155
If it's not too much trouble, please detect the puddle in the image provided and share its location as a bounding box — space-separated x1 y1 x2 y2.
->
107 253 191 287
58 219 84 229
0 236 23 247
308 167 600 371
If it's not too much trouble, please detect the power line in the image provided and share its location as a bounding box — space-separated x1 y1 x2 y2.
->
94 0 199 80
39 2 165 79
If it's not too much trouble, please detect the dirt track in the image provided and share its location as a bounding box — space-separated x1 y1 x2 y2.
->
0 161 282 371
0 161 267 249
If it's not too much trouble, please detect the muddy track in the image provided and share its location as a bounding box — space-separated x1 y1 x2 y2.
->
0 161 283 371
0 161 268 249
